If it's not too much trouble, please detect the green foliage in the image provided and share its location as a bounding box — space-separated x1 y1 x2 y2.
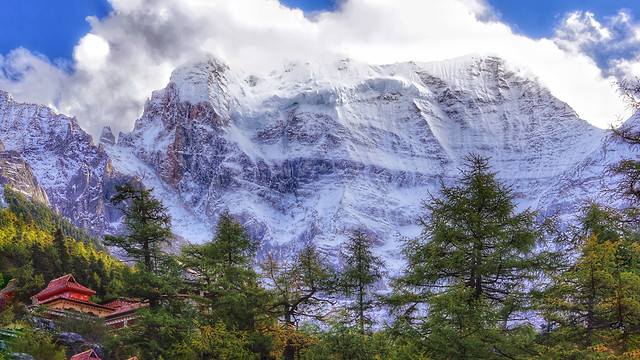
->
181 210 263 328
6 324 66 360
3 186 103 249
180 210 273 357
262 243 336 360
175 320 259 360
299 321 398 360
0 189 124 304
339 230 384 335
104 183 173 274
540 204 640 356
263 243 335 327
56 310 110 344
106 304 196 360
390 155 551 359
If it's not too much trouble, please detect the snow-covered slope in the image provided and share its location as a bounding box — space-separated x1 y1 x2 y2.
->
0 54 631 270
104 55 617 266
0 90 135 235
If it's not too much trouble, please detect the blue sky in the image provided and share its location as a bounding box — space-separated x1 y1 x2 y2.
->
0 0 112 62
0 0 639 138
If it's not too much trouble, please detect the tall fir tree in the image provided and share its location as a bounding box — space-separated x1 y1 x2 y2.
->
53 227 70 275
262 243 335 360
609 78 640 211
180 210 271 358
390 154 551 359
104 182 173 274
339 229 384 335
540 204 640 357
103 182 178 312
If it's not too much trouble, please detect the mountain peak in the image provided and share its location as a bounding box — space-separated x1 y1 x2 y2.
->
100 126 116 145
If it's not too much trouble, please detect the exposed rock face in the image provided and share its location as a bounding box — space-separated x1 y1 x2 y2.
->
0 55 635 271
105 55 622 267
99 126 116 146
0 90 135 236
0 139 50 205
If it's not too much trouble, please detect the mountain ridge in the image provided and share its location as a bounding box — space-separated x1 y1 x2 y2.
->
103 55 622 267
0 55 634 270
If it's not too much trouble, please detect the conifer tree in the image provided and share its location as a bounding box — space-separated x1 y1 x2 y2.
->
339 229 384 335
262 243 335 360
180 209 270 357
540 203 640 356
609 78 640 208
104 182 173 274
53 227 70 275
104 183 175 309
391 154 550 359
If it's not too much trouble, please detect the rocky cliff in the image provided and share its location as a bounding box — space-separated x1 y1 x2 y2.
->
0 139 50 205
103 55 626 267
0 55 635 269
0 90 135 236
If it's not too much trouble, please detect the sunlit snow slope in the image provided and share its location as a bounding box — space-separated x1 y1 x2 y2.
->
102 55 627 267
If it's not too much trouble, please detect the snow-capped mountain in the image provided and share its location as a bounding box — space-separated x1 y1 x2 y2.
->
0 90 135 235
0 55 635 269
101 55 629 265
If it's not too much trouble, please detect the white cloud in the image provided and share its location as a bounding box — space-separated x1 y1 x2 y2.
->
74 34 110 72
0 0 637 139
0 48 68 110
553 10 640 81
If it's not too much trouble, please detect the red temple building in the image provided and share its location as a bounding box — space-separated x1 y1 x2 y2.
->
29 274 115 317
69 349 102 360
104 302 145 329
29 274 147 331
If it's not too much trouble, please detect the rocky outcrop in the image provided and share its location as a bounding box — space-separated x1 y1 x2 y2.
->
99 126 116 146
107 55 614 265
9 353 36 360
0 139 50 205
0 90 136 236
0 55 632 269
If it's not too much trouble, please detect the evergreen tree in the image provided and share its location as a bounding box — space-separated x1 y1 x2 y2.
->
540 204 640 356
53 227 70 275
106 302 196 360
339 229 384 335
104 182 173 274
391 154 550 359
608 78 640 209
180 210 270 357
262 243 335 360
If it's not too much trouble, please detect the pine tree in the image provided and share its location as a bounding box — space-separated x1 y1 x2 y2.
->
391 154 551 359
608 78 640 209
103 183 176 311
53 227 70 275
104 183 173 274
180 209 270 356
339 229 384 335
262 243 335 360
540 204 640 356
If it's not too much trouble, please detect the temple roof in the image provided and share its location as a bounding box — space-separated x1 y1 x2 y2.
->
38 294 116 311
106 302 146 318
30 274 96 301
69 349 102 360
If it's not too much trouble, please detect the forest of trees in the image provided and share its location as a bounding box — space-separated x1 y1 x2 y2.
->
1 85 640 360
